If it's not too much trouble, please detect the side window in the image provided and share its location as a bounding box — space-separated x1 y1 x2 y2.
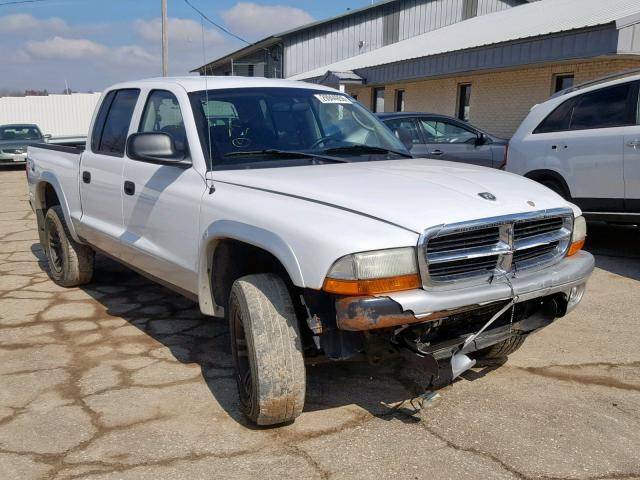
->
94 89 140 156
419 119 476 144
570 83 633 130
535 82 636 134
91 90 115 152
533 97 577 134
139 90 188 156
384 118 422 145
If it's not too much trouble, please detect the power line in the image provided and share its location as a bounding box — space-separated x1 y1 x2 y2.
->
182 0 251 45
0 0 49 6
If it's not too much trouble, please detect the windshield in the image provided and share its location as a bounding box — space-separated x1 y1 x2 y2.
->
0 125 42 141
189 88 409 169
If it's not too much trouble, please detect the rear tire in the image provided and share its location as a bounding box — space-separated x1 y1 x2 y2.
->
43 206 94 287
473 335 527 360
228 273 306 426
539 178 568 199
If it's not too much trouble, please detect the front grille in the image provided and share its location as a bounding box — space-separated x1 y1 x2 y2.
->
2 148 26 154
421 210 573 286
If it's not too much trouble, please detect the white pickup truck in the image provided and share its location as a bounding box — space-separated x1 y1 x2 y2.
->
27 77 594 426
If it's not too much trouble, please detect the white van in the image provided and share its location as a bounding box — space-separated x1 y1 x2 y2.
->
506 71 640 224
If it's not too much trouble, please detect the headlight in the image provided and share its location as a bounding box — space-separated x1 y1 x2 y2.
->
568 215 586 256
322 247 420 295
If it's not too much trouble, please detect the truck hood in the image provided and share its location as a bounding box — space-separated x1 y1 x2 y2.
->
213 159 576 233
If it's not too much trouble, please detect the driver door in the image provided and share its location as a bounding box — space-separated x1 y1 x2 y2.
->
120 89 206 294
418 117 493 168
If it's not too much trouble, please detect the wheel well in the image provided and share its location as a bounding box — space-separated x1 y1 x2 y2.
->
211 239 295 310
41 183 60 210
524 170 571 199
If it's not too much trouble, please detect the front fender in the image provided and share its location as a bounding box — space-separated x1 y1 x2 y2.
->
197 219 305 316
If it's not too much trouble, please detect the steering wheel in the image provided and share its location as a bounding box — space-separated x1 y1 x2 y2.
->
309 135 339 149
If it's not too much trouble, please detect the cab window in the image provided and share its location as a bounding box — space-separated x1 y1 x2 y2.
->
93 89 140 156
139 90 188 157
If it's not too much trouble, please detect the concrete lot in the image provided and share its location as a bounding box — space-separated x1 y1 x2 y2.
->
0 167 639 479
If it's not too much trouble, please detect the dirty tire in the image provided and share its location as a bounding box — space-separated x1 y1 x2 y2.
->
473 335 527 360
43 205 94 287
228 273 306 426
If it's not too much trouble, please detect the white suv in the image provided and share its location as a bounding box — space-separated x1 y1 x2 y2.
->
507 72 640 223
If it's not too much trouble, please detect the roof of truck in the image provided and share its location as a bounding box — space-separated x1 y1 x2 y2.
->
108 76 338 93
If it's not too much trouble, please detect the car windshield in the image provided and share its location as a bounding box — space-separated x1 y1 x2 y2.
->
189 87 409 169
0 126 42 141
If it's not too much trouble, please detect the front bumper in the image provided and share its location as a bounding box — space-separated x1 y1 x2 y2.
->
0 153 27 164
336 251 594 331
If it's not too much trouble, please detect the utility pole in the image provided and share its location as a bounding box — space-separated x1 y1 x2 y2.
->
161 0 168 76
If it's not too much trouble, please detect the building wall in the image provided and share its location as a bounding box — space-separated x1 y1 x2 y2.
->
348 58 640 138
0 93 102 137
284 0 521 77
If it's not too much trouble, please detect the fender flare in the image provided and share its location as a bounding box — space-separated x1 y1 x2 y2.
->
197 219 305 316
524 169 572 199
34 172 83 243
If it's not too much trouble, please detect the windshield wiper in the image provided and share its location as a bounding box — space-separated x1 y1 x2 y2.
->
223 149 348 163
323 145 413 158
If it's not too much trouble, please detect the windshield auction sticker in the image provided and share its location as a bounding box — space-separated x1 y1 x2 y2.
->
314 94 352 104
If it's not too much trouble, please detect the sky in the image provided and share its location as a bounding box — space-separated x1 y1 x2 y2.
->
1 0 374 93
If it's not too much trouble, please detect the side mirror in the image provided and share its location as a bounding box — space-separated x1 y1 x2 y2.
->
127 132 185 165
475 132 487 146
394 127 414 151
43 134 52 142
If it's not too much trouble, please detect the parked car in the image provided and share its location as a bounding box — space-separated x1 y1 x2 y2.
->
506 71 640 224
377 112 508 169
0 124 45 165
27 77 593 426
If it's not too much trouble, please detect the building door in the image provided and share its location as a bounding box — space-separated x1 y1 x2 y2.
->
78 88 140 254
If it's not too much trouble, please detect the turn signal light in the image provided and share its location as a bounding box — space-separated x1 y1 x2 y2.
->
567 239 585 257
323 274 421 295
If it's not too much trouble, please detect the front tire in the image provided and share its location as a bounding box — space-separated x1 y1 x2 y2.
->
473 335 527 360
43 206 94 287
228 273 306 426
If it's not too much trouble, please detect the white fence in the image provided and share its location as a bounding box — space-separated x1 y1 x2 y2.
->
0 93 102 137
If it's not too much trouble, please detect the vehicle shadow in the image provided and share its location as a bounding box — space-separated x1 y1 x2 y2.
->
30 244 495 428
584 221 640 281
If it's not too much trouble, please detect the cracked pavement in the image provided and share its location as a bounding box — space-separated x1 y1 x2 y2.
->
0 167 639 479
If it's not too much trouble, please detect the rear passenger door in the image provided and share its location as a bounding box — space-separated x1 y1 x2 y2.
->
623 83 640 212
382 117 429 156
417 117 493 168
78 88 139 253
532 81 637 211
119 89 206 294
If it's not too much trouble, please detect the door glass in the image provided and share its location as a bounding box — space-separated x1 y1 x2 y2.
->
419 119 476 144
139 90 188 156
384 118 422 145
569 83 634 130
96 89 140 156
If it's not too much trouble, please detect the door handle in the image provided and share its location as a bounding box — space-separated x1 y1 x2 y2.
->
123 180 135 196
626 139 640 148
82 171 91 184
430 149 444 156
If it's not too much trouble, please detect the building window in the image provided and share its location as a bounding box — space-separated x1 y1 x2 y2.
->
457 84 472 121
351 94 358 101
373 88 385 113
462 0 478 20
395 90 405 112
248 64 255 77
553 73 574 93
